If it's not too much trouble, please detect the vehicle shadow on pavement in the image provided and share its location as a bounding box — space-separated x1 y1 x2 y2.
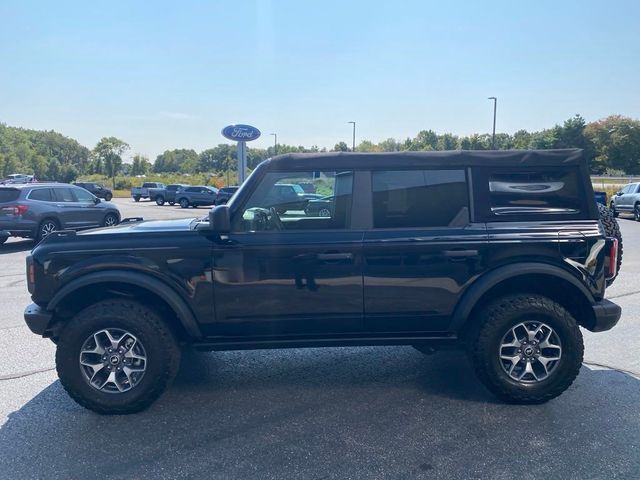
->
0 240 33 254
1 347 639 479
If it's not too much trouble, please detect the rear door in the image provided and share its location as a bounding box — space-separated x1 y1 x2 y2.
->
363 169 487 333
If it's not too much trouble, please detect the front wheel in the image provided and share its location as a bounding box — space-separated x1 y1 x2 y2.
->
179 198 190 209
169 202 175 206
155 196 165 206
55 299 181 414
104 193 113 202
469 294 583 404
609 202 618 217
103 213 119 227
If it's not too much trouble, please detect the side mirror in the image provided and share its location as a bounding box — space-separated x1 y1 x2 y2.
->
209 205 230 233
616 191 623 196
94 197 101 204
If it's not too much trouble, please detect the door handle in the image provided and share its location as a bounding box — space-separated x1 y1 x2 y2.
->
443 249 478 262
317 252 353 262
443 249 478 257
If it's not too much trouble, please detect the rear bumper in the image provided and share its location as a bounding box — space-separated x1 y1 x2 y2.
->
24 303 53 335
590 298 621 332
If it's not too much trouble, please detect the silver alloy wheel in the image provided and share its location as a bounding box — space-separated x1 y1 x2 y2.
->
104 214 117 227
498 321 562 383
40 221 57 238
318 208 331 217
79 328 147 393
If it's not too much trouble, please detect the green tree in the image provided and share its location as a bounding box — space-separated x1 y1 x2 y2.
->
93 137 129 187
332 141 349 152
131 154 151 175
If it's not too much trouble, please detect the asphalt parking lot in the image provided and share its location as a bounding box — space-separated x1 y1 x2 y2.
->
0 198 638 479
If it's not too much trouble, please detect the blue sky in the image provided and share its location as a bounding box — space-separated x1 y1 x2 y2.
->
1 0 639 159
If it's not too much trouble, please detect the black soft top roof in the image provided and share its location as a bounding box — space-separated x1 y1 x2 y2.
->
263 149 585 170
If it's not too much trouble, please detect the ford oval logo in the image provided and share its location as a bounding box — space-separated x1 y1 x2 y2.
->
221 124 261 142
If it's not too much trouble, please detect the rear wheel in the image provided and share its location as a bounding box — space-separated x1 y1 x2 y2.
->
0 236 7 245
155 196 165 206
104 193 113 202
133 196 141 202
598 203 623 286
469 294 583 404
179 198 190 209
36 218 59 243
169 202 175 206
55 299 181 415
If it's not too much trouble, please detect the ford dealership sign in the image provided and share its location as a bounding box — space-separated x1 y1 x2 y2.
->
221 124 261 142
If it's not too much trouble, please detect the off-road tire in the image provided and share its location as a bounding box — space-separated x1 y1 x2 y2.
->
56 299 181 415
598 203 623 286
469 294 583 404
155 196 165 206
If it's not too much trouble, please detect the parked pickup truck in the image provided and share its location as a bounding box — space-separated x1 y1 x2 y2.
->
130 183 165 202
148 184 190 206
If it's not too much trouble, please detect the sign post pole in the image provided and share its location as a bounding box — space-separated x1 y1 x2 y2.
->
221 124 261 185
237 140 246 184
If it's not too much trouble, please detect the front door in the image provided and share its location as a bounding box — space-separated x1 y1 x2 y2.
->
211 169 363 337
363 169 487 332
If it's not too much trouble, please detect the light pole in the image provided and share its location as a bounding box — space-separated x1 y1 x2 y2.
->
488 97 497 149
270 133 277 156
348 121 356 152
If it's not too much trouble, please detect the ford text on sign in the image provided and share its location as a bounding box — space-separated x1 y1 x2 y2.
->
221 124 261 142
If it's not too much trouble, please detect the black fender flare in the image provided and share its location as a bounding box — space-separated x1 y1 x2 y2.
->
47 270 202 338
449 262 596 332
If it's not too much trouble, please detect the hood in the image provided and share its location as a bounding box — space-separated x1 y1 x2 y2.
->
80 217 197 235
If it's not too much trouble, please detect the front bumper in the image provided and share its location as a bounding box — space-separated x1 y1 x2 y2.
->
590 298 621 332
24 303 53 335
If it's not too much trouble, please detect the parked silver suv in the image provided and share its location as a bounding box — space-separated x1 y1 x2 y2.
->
0 183 120 244
609 182 640 220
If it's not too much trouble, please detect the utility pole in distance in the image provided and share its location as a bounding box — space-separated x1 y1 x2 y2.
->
488 97 497 149
348 121 356 152
270 133 277 156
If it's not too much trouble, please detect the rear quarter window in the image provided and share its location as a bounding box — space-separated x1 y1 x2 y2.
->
0 189 20 203
481 168 587 219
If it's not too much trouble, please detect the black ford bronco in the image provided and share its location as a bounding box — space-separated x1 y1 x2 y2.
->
24 149 622 414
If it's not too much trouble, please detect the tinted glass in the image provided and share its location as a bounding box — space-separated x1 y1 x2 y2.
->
372 170 468 228
489 169 582 215
53 188 76 202
28 188 52 201
186 187 199 192
0 189 20 203
73 188 95 202
237 171 353 231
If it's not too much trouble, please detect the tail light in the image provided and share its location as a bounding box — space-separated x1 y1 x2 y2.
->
26 255 35 294
606 238 618 280
1 205 28 215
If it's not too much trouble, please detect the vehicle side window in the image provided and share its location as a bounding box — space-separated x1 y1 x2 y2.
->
235 171 353 232
28 188 52 201
53 187 76 202
73 188 95 203
372 170 468 228
487 168 583 216
186 187 199 193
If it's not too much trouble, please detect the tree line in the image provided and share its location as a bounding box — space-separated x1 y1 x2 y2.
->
2 114 640 185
